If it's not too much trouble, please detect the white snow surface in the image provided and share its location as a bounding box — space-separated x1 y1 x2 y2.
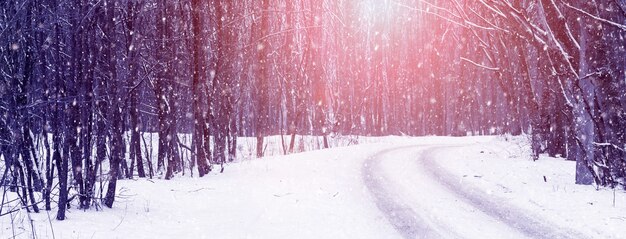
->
434 135 626 239
1 135 624 239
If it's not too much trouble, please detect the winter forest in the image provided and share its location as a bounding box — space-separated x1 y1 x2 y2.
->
1 0 625 238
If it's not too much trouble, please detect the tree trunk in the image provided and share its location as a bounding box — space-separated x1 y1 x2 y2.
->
191 0 210 176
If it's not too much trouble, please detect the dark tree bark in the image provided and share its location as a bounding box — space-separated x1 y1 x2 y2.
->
191 0 211 176
212 0 234 170
255 0 270 158
155 0 174 178
104 0 123 208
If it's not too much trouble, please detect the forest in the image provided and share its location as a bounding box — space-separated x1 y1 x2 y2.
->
1 0 625 223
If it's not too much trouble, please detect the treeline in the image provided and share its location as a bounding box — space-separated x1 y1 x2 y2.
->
415 0 626 187
0 0 624 220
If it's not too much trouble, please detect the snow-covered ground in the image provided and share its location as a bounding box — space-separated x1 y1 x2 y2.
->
433 136 626 238
1 136 624 239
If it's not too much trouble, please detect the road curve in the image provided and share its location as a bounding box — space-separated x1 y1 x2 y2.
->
362 146 445 239
362 145 589 239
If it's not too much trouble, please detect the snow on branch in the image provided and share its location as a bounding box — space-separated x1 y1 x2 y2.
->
450 0 499 31
557 78 574 107
478 0 507 18
394 0 462 20
563 2 626 31
579 68 608 80
553 0 581 50
460 57 500 71
390 0 466 27
594 142 626 152
465 19 497 31
468 7 510 33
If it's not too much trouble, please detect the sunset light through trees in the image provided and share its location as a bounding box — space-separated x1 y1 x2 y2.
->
1 0 625 238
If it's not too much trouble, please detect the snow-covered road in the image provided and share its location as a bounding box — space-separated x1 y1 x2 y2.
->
4 136 623 239
364 145 588 239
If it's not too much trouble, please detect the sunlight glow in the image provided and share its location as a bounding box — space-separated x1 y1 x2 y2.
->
358 0 395 26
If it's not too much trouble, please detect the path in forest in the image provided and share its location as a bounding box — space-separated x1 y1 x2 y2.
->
362 145 589 239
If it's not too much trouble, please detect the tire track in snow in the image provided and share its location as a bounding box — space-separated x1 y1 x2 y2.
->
363 145 590 239
419 146 590 239
362 146 446 239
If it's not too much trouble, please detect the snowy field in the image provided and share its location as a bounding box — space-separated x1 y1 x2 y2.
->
1 135 624 239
